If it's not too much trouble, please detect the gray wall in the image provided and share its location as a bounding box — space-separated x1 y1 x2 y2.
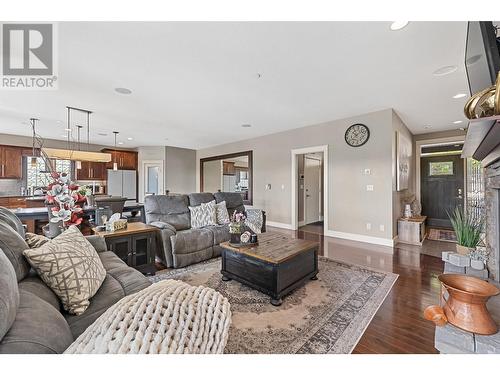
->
165 146 196 194
197 109 403 242
391 111 416 236
137 145 197 201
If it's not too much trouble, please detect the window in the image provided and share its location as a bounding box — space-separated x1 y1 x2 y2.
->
26 157 72 191
429 161 453 176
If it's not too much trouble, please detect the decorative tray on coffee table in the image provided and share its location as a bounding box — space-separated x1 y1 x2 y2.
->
227 241 259 248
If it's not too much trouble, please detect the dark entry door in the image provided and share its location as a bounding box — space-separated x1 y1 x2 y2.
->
421 154 464 228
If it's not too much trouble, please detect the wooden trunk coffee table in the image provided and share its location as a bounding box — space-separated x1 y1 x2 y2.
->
220 232 319 306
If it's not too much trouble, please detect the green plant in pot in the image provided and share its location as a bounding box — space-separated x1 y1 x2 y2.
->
448 207 483 255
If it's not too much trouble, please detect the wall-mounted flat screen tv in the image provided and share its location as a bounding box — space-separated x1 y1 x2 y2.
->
465 21 500 95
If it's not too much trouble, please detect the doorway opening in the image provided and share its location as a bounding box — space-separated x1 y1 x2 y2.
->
291 145 328 235
141 160 164 201
298 153 324 233
420 142 465 232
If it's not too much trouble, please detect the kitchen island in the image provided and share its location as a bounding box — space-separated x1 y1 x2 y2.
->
10 202 146 233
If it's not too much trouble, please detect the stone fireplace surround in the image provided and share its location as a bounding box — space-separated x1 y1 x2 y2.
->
486 160 500 281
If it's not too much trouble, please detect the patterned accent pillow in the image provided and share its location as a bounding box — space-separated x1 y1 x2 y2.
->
25 232 51 248
23 226 106 315
215 201 230 225
189 200 217 228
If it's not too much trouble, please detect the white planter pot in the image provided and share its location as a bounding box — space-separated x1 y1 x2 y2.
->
470 259 485 270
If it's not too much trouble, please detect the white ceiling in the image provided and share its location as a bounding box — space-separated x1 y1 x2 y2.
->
0 21 470 149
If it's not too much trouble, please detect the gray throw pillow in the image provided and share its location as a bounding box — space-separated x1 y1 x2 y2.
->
215 201 230 225
189 200 217 228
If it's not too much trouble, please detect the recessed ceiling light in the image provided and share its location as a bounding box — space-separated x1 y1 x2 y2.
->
241 124 252 128
115 87 132 95
433 65 458 76
118 141 124 145
424 125 432 129
60 134 67 138
459 127 466 131
390 21 409 31
453 120 463 124
127 137 133 141
64 128 72 132
453 93 467 99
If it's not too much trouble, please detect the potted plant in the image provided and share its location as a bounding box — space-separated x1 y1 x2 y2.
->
469 247 488 270
448 207 483 255
229 211 246 244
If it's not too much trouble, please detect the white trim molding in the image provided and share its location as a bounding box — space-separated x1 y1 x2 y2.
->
266 221 294 230
325 229 395 251
291 145 329 236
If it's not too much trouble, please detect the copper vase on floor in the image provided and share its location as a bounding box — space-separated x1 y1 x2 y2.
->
439 274 500 335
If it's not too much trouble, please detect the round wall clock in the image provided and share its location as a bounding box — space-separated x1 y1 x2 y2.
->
345 123 370 147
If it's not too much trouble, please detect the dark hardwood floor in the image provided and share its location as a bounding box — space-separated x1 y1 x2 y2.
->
269 226 444 354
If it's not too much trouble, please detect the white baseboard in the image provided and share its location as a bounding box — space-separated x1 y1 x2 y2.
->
266 221 294 230
325 230 394 250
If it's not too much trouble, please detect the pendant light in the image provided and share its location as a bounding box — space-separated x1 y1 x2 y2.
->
75 125 83 170
29 118 39 167
44 107 111 163
113 131 119 171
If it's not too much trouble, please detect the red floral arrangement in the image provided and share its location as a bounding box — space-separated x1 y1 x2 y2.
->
45 172 84 227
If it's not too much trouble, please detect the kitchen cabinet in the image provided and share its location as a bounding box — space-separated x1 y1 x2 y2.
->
102 149 138 170
223 161 236 175
0 146 23 179
76 161 106 180
0 196 28 209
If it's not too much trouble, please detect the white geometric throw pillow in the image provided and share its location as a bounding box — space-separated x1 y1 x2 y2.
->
23 225 106 315
189 200 217 228
215 201 230 225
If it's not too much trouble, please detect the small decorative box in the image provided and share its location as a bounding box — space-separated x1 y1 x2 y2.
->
105 219 128 232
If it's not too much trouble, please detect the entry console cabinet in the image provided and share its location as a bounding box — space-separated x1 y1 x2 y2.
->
398 216 427 246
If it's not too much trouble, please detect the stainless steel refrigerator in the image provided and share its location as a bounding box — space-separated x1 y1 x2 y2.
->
107 169 137 200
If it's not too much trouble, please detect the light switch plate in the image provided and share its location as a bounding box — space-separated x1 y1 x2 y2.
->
265 184 271 190
364 169 371 175
366 223 371 230
366 185 374 191
379 224 385 232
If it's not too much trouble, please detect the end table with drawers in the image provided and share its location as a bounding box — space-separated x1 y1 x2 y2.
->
92 222 158 275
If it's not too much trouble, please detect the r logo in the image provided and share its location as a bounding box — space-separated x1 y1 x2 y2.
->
2 24 53 76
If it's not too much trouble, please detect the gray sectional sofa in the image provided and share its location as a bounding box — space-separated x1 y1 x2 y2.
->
145 192 265 268
0 207 151 354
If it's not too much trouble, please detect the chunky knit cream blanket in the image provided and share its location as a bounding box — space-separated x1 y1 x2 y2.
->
65 280 231 354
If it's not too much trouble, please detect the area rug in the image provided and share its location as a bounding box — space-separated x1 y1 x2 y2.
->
149 257 398 354
427 228 457 243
